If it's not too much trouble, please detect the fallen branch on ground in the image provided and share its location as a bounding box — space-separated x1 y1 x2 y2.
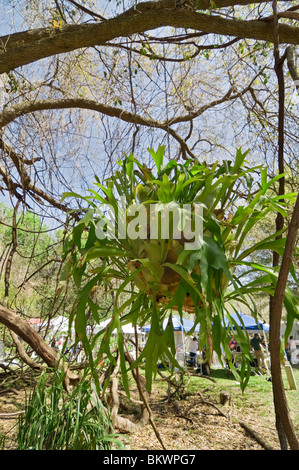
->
0 411 25 419
238 420 275 451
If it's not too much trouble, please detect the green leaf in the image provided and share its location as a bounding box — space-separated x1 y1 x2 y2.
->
129 302 180 392
231 148 250 173
148 145 165 174
63 146 299 395
237 233 287 261
83 246 133 262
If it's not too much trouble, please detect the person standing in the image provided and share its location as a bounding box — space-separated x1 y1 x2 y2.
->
189 337 198 367
250 333 269 374
288 336 298 365
229 336 237 352
285 336 292 362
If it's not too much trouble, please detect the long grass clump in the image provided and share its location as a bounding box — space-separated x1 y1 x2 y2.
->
17 371 124 450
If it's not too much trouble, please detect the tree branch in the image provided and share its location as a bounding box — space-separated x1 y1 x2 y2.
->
286 45 299 91
270 1 298 450
0 0 299 74
0 83 253 161
0 138 80 217
0 304 79 391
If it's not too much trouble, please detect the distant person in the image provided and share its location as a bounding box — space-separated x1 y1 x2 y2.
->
250 333 269 375
229 337 237 352
285 336 292 362
288 336 296 351
189 337 198 367
288 336 298 365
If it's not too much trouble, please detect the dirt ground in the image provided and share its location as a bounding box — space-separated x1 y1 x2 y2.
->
0 372 283 451
122 408 279 451
121 390 281 451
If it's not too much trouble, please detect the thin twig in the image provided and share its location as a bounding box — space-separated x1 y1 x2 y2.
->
0 411 25 419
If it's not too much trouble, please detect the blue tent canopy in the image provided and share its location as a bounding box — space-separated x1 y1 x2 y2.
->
141 312 269 334
224 312 269 332
141 315 200 333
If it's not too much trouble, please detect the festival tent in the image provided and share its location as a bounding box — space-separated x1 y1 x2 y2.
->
27 316 71 337
96 319 143 335
224 312 270 355
141 315 200 368
224 312 269 333
141 313 268 334
121 323 143 335
141 315 200 333
50 315 69 331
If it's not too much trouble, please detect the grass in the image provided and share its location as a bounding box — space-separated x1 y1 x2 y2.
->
187 364 299 434
17 371 125 450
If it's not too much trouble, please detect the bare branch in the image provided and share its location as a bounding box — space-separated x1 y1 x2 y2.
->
0 138 79 217
0 82 254 161
64 0 106 21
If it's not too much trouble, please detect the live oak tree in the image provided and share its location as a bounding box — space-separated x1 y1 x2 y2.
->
0 0 299 449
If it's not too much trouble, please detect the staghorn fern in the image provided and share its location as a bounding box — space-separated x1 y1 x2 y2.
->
62 146 299 391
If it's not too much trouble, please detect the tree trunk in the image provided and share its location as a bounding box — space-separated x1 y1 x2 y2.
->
269 192 299 450
269 11 299 449
124 349 150 426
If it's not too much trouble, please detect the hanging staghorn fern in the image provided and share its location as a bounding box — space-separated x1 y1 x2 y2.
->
62 146 299 392
125 163 233 314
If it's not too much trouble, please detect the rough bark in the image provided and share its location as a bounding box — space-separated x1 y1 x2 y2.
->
124 349 150 426
286 46 299 91
10 331 43 372
269 5 299 449
269 192 299 450
0 304 79 392
0 0 298 74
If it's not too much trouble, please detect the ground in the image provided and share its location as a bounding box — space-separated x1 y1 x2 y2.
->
1 366 298 450
121 372 282 451
123 401 280 451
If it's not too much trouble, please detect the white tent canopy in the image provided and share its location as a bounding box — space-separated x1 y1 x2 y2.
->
95 319 143 335
50 315 69 329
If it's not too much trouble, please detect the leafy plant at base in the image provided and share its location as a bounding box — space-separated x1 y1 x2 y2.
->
62 146 299 392
17 370 124 450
